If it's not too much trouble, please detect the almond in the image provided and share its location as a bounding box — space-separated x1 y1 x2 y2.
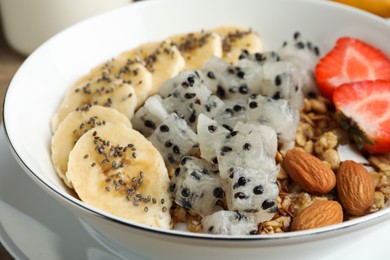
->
283 149 336 195
291 200 343 231
337 160 375 216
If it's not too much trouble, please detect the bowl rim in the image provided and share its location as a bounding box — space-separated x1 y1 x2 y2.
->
3 0 390 241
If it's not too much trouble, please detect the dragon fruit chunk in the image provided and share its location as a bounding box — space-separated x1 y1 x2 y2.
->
213 128 279 179
148 113 198 165
225 167 278 217
197 113 229 163
213 99 249 132
240 59 304 110
201 56 260 100
279 31 320 72
234 121 278 158
204 53 304 110
170 156 224 217
238 50 280 65
131 95 169 137
162 74 224 130
201 210 259 235
278 32 320 96
246 94 299 151
158 70 203 98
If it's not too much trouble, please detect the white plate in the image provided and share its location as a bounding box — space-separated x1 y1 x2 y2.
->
1 123 390 260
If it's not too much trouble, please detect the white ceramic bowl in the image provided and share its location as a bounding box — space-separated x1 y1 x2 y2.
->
3 0 390 259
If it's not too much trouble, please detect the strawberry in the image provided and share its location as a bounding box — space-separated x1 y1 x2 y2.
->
333 80 390 154
315 37 390 100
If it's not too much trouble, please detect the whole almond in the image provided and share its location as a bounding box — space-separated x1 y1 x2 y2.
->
283 149 336 195
291 200 343 231
337 160 375 216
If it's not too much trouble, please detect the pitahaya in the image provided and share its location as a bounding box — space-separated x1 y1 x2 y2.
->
158 70 204 98
278 32 320 96
246 94 299 151
196 113 229 163
162 74 224 130
131 95 169 137
225 167 278 217
213 128 279 179
234 121 278 158
238 50 280 64
239 59 304 110
213 99 249 132
279 31 319 73
202 55 304 110
148 113 198 165
201 56 259 100
170 156 224 216
201 210 258 235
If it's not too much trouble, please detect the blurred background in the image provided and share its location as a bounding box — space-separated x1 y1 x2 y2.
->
0 0 389 258
0 0 134 56
332 0 390 17
0 0 135 122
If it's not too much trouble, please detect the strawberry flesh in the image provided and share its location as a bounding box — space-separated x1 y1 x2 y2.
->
333 80 390 154
315 37 390 100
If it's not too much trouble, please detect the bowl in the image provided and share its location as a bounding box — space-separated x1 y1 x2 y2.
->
3 0 390 259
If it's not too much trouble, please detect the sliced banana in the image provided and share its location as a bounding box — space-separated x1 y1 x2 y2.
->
212 25 263 64
169 31 222 70
119 40 185 95
51 105 132 188
52 75 137 132
90 57 153 109
67 122 172 229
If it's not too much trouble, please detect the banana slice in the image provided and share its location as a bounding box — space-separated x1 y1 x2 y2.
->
67 122 172 229
212 25 263 64
119 40 185 95
169 31 222 69
51 105 132 188
52 75 137 132
90 57 153 109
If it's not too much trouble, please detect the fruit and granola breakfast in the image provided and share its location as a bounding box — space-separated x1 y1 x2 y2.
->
50 26 390 235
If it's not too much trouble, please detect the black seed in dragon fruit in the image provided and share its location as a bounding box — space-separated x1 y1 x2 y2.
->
170 156 224 216
201 210 259 235
162 74 224 130
225 167 278 222
131 95 169 137
148 113 198 165
246 94 299 152
213 128 279 179
278 32 320 96
197 113 230 163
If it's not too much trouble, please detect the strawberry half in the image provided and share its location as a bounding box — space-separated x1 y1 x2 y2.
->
333 80 390 154
315 37 390 100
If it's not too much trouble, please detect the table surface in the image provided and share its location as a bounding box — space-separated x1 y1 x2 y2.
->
0 26 25 123
0 22 25 260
